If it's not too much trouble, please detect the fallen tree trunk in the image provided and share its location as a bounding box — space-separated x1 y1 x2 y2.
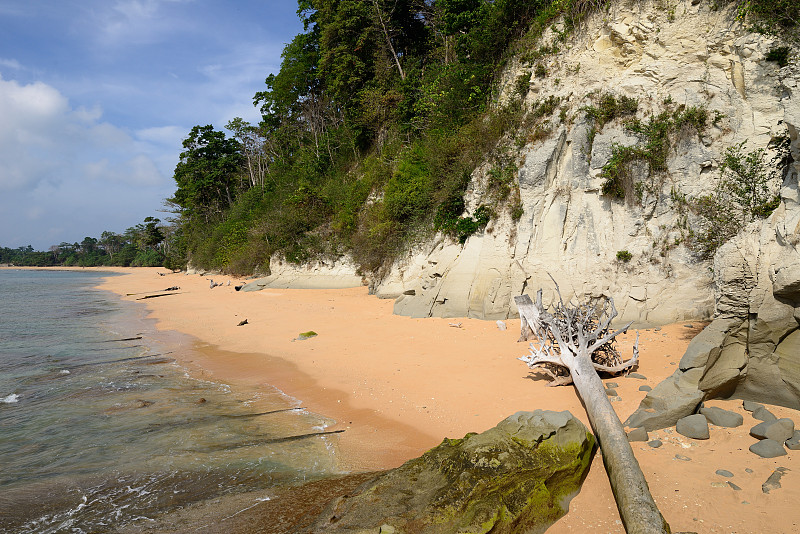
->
515 290 670 534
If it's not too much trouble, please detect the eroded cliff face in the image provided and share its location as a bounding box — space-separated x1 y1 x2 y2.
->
374 0 799 326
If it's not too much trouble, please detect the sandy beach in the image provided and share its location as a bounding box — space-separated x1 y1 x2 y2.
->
88 267 799 533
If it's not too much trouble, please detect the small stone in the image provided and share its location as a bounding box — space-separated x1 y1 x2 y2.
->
743 401 764 412
765 419 795 443
785 430 800 450
379 525 397 534
727 481 742 491
715 469 734 478
711 482 728 488
609 396 622 402
605 388 618 396
745 468 753 474
648 439 663 448
749 439 787 458
628 372 647 380
700 406 743 428
677 414 710 440
752 407 777 422
674 454 692 461
639 385 652 392
496 320 507 331
762 467 789 493
627 427 648 442
605 382 619 389
684 324 694 328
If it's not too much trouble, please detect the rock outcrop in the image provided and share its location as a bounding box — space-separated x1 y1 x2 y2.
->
626 167 800 428
372 0 796 325
300 410 595 534
241 254 364 291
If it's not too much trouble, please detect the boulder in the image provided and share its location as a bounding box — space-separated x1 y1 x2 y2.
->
785 430 800 450
749 439 787 458
753 407 777 422
750 421 772 440
676 414 710 440
765 419 795 443
624 368 704 431
699 406 743 428
302 411 595 534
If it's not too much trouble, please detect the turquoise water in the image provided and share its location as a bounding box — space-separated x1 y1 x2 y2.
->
0 269 339 533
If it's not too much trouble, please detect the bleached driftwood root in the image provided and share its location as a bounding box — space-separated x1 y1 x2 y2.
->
515 288 670 534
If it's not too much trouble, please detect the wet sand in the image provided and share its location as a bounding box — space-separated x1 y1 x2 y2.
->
91 267 799 533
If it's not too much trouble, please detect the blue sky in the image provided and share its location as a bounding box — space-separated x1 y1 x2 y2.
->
0 0 303 249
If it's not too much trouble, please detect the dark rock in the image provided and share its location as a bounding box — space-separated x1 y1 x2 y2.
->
699 406 743 428
749 439 787 458
786 430 800 450
624 369 704 431
639 385 652 392
762 467 790 493
301 410 595 534
752 407 777 422
605 382 619 389
743 400 764 412
765 418 795 443
674 454 692 461
237 319 248 326
626 427 648 442
676 414 710 440
647 439 663 448
628 372 647 380
727 481 742 491
715 469 734 478
750 421 772 439
605 388 618 396
679 318 738 371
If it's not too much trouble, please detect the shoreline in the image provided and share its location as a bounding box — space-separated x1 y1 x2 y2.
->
18 266 795 533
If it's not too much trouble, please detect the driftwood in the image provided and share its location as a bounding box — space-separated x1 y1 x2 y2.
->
515 290 670 534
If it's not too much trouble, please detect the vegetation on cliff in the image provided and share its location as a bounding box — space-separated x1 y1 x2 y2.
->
162 0 612 274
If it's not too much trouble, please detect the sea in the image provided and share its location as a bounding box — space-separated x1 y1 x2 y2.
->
0 269 341 533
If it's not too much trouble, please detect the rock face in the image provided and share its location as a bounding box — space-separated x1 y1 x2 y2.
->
301 411 595 534
626 186 800 426
241 254 364 291
370 1 797 325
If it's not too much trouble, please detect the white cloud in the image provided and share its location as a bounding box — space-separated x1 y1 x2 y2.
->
0 74 176 248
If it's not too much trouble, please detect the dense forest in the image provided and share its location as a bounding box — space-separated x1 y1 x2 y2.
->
3 0 794 271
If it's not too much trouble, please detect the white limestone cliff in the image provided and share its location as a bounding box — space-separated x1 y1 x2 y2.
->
373 0 798 325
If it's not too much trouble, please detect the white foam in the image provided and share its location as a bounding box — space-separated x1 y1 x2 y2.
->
1 393 19 404
60 369 71 375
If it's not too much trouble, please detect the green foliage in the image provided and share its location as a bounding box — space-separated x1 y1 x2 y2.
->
765 46 791 67
515 71 532 97
690 141 785 258
616 250 633 262
170 125 245 221
600 103 708 201
583 93 639 130
163 0 609 274
735 0 799 31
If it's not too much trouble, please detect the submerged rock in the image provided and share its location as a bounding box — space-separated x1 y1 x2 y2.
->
302 410 595 534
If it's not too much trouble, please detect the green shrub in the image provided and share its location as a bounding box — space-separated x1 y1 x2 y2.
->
766 46 791 67
690 141 784 258
616 250 633 262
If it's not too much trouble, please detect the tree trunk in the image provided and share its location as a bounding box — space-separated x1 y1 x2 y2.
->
515 293 670 534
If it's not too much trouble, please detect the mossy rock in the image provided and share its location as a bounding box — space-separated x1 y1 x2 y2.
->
302 410 596 533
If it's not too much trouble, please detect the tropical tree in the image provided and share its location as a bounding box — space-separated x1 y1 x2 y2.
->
170 125 244 221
